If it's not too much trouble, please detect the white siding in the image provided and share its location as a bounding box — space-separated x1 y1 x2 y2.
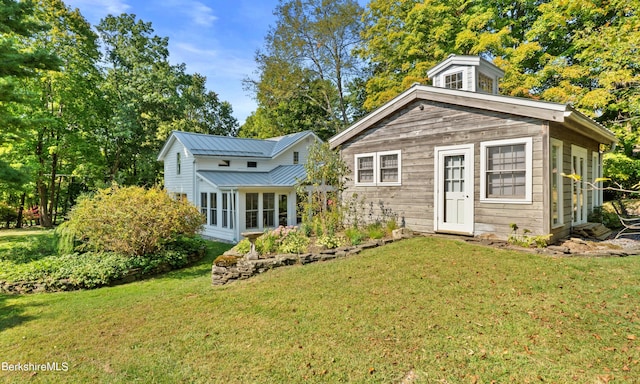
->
163 140 195 201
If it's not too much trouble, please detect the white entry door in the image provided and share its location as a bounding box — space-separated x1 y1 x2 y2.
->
435 145 474 234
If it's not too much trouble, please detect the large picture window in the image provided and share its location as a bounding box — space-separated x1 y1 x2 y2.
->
354 150 401 186
480 138 532 203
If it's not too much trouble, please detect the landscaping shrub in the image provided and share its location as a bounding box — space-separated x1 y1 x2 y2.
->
366 223 386 239
316 234 344 249
345 227 366 245
277 229 309 254
59 185 205 256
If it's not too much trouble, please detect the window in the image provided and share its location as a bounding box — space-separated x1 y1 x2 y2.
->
222 193 229 228
478 72 494 93
210 192 217 226
219 160 230 167
444 71 463 89
293 151 299 164
176 152 181 175
356 154 374 184
263 193 275 227
480 138 532 203
247 161 257 168
550 139 564 227
592 151 602 208
355 150 401 186
200 192 208 220
245 193 259 229
379 153 399 183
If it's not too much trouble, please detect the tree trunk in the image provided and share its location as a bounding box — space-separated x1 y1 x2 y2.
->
16 193 25 229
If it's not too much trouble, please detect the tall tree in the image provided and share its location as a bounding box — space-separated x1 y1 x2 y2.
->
244 0 364 138
14 0 101 227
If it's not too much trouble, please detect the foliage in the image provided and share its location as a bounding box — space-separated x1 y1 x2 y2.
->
508 223 552 249
0 202 17 227
61 185 205 256
233 239 251 254
316 234 345 249
602 152 640 195
297 141 350 237
588 205 621 230
365 222 386 240
344 227 366 246
242 0 365 139
357 0 640 153
0 232 207 288
277 228 310 254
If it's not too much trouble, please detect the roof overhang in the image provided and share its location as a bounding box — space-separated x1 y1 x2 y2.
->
329 85 617 148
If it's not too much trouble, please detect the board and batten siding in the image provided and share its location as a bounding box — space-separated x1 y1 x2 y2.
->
338 99 547 239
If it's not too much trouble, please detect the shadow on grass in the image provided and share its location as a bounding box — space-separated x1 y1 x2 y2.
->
0 231 58 264
156 241 234 281
0 294 37 332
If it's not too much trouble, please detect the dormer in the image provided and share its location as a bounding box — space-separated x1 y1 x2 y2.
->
427 54 504 95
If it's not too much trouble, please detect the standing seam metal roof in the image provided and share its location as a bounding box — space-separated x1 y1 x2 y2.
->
196 165 307 188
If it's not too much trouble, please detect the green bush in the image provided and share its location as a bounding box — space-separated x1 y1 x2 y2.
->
277 229 309 254
0 202 17 227
345 227 366 246
316 234 344 249
60 185 205 256
366 223 385 240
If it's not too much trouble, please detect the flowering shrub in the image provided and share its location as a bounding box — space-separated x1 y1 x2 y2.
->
59 185 205 256
316 234 344 249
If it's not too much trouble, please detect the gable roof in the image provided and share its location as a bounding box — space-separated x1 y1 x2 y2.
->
329 84 617 148
197 165 307 188
157 130 317 161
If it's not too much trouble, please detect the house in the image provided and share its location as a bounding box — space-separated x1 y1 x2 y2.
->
158 130 321 242
329 55 617 241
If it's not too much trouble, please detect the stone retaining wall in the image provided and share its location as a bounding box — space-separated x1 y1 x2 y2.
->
212 240 389 286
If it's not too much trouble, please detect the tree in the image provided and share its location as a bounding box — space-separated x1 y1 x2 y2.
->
244 0 364 138
12 0 102 227
157 73 239 138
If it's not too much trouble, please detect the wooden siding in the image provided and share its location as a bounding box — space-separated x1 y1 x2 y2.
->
548 122 603 239
338 100 547 239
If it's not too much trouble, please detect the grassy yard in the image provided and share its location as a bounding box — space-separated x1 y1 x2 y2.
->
1 236 639 383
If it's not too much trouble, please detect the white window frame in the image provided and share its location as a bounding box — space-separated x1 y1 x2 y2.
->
355 152 376 186
354 150 402 186
550 138 564 228
480 137 533 203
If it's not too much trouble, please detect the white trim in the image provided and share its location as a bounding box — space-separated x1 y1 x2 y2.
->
354 150 402 186
480 137 533 204
550 138 564 228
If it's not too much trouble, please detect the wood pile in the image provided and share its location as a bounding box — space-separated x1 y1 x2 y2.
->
571 223 613 240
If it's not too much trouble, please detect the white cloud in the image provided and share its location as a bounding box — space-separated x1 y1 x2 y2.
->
65 0 131 19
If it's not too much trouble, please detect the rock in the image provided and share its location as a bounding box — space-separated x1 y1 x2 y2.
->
392 228 413 240
547 245 570 254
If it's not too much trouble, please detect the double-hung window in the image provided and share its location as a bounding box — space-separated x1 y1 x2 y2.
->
480 138 532 203
245 193 259 229
355 150 401 186
210 192 217 226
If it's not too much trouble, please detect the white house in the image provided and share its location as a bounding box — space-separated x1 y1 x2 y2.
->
158 130 321 242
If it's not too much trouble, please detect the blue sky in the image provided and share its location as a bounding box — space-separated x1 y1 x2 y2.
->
64 0 282 124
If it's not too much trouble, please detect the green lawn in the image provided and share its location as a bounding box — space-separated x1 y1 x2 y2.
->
1 236 639 383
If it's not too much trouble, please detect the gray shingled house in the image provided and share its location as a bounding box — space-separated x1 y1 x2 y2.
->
329 55 617 241
158 131 321 242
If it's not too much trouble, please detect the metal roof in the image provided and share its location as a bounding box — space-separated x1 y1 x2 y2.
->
159 130 314 160
197 165 307 188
